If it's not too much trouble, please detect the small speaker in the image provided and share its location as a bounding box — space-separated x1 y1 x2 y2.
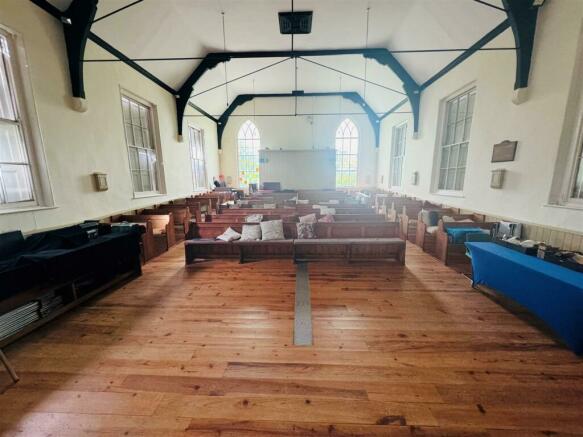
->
279 11 313 34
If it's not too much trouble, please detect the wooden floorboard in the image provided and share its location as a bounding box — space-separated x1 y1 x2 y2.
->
0 242 582 436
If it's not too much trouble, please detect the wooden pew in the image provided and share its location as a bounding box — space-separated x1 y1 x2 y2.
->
111 216 156 262
171 198 204 223
121 213 175 254
141 206 191 242
219 206 378 216
415 208 460 254
434 216 496 271
398 200 441 242
193 193 230 214
189 221 399 240
185 220 405 265
211 211 385 223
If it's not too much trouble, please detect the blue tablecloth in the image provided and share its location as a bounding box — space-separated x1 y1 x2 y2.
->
447 227 489 244
466 242 583 354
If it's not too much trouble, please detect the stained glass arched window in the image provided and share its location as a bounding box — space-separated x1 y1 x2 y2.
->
335 118 358 187
237 120 260 188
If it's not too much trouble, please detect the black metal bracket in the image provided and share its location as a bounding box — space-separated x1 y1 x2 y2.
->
176 54 231 139
502 0 541 92
177 48 421 138
62 0 99 100
29 0 176 100
212 91 381 150
363 50 421 134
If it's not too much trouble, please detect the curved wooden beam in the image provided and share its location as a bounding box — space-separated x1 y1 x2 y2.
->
214 91 381 150
502 0 542 103
62 0 99 108
176 49 421 138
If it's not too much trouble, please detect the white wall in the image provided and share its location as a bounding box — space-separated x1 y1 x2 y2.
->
219 97 378 189
378 0 583 234
0 0 220 234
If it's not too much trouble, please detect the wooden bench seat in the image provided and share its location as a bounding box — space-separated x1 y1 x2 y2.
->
234 239 294 262
293 238 405 264
185 219 406 265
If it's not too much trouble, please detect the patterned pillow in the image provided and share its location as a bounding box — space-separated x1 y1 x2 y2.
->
297 222 316 239
216 227 241 242
245 214 263 223
240 224 261 241
260 220 285 241
299 213 317 224
318 214 335 223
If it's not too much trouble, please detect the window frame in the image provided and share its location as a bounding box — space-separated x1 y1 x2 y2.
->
0 24 53 214
561 56 583 207
561 110 583 207
188 124 207 191
335 118 359 188
432 84 477 197
237 120 261 189
120 89 165 198
389 121 407 191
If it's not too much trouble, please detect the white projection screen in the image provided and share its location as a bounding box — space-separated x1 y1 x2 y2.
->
259 149 336 190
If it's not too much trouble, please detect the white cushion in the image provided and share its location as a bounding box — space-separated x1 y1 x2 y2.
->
299 213 317 224
426 226 439 235
216 227 241 242
459 218 474 223
321 207 336 215
442 216 455 223
328 199 340 204
263 203 276 209
296 199 309 205
260 220 285 241
245 214 263 223
240 224 261 241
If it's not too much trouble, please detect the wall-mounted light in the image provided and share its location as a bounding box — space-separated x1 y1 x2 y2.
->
93 173 108 191
411 171 419 186
490 169 506 189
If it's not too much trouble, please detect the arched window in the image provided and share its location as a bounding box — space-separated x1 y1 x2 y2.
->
237 120 260 188
335 118 358 187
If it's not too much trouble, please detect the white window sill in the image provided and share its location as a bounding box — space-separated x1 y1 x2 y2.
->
544 202 583 212
0 205 57 215
133 192 165 200
434 190 465 198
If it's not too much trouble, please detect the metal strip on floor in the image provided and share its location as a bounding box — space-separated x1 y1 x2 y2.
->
294 262 312 346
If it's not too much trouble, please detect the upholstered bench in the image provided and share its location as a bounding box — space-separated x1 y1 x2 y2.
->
293 238 405 264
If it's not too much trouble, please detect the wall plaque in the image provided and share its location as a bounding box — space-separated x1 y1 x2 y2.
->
492 140 518 162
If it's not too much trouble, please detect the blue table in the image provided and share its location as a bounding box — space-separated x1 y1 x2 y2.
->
466 242 583 355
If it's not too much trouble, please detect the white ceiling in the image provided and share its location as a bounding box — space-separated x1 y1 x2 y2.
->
49 0 513 116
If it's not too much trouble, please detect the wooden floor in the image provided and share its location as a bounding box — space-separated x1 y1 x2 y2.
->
1 243 582 436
